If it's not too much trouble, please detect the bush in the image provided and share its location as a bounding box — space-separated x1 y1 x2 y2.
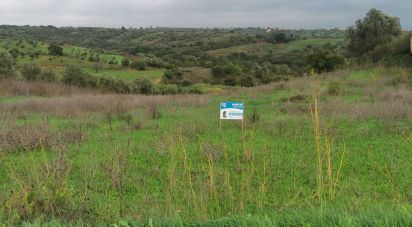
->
240 75 255 87
156 84 179 95
0 52 16 79
98 76 131 94
21 63 41 81
61 65 97 87
212 64 242 85
132 77 153 95
39 68 57 82
131 61 147 70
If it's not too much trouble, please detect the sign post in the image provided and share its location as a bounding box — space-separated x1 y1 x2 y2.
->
219 101 244 130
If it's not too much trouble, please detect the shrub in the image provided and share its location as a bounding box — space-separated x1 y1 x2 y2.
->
156 84 179 95
240 75 255 87
98 76 131 94
131 61 147 70
48 43 63 56
0 52 16 79
21 63 41 81
132 77 153 95
39 68 57 82
307 48 346 74
61 65 97 87
121 58 130 67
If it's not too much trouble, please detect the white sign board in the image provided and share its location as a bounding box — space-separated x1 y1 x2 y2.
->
220 101 244 120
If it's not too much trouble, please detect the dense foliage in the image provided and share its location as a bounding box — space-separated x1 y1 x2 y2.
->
346 8 402 56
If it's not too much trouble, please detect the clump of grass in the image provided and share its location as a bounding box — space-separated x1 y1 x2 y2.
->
105 148 129 219
4 146 76 224
326 81 343 96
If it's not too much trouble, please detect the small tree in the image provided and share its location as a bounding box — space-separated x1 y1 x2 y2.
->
48 43 64 56
346 8 402 56
21 63 41 81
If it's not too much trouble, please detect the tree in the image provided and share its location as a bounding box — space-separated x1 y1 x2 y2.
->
346 8 402 56
48 43 64 56
0 52 15 79
274 33 288 43
21 63 41 81
307 48 346 74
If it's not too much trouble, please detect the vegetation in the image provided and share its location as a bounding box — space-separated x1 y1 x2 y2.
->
0 7 411 226
347 8 402 56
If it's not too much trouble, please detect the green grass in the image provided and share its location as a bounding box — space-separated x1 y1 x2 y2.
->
85 67 165 82
208 38 343 56
0 68 411 225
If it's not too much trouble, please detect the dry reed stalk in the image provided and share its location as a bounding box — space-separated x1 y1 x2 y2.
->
309 75 323 206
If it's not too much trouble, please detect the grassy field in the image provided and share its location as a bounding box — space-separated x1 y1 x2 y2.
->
0 39 166 82
0 66 411 225
207 38 343 57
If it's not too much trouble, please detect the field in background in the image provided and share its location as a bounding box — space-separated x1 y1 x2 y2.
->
0 39 166 83
0 66 411 225
207 38 343 57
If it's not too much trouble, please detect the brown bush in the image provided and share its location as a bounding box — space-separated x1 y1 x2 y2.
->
0 122 86 153
0 94 209 117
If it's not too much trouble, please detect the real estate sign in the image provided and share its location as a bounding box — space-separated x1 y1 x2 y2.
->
220 101 244 120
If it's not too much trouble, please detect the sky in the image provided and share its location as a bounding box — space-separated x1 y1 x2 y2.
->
0 0 411 29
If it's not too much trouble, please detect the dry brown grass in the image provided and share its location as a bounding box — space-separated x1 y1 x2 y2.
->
0 121 86 152
280 81 412 122
0 94 209 117
320 98 412 122
0 78 99 97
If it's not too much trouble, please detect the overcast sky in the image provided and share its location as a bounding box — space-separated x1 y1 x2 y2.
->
0 0 411 29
